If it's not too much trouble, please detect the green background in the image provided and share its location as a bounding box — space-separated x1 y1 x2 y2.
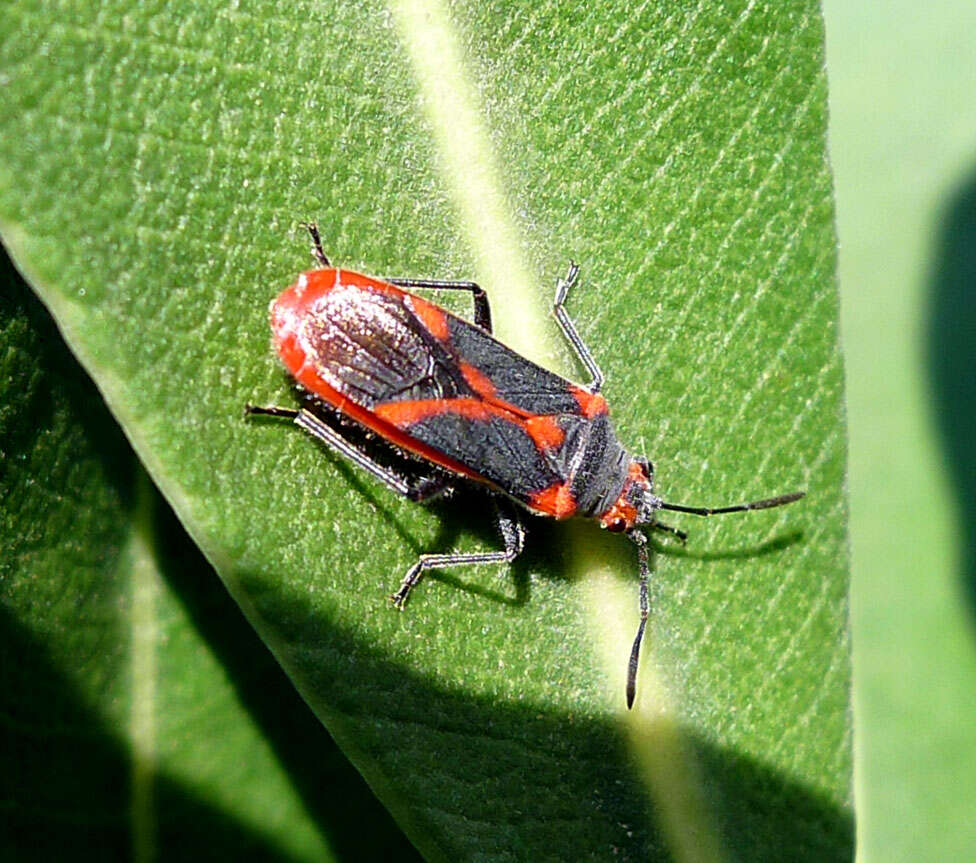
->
824 0 976 859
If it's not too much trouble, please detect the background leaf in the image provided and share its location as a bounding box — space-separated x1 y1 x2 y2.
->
824 1 976 858
1 1 851 859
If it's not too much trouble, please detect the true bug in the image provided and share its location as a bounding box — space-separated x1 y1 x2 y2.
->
247 224 804 707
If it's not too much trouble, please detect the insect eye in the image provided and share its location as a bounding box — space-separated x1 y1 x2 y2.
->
607 518 627 533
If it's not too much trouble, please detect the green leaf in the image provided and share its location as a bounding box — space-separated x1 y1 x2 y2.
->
0 255 420 859
1 0 852 859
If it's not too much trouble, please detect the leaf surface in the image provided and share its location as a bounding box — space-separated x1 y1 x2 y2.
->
0 1 852 859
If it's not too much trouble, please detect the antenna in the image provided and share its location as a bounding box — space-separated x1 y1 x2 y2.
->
625 490 804 707
659 491 805 517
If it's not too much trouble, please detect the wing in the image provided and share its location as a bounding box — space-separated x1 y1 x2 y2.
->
271 268 610 516
443 313 609 420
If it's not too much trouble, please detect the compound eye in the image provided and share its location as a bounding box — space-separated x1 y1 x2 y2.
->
606 517 627 533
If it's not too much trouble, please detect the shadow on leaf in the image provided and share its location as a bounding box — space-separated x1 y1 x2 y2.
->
0 251 421 863
246 567 854 861
927 160 976 625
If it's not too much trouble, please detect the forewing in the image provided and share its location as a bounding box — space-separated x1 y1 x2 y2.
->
295 280 467 408
396 409 563 497
445 315 587 416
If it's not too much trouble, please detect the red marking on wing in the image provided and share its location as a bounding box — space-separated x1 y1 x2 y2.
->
376 394 565 453
407 295 449 341
523 415 565 450
529 482 577 519
375 397 569 451
375 398 496 426
459 362 498 399
270 269 488 481
458 366 566 451
572 386 608 418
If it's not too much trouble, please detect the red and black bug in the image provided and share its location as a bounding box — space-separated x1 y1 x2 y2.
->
247 224 804 707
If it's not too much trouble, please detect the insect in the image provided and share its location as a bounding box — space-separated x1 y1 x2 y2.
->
247 224 804 707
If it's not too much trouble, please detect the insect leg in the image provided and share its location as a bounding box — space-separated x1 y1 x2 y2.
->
384 276 492 333
245 404 447 501
625 529 650 709
299 222 331 267
406 474 455 504
553 262 604 393
391 498 525 608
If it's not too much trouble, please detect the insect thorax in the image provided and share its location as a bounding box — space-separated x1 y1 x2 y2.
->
556 413 632 519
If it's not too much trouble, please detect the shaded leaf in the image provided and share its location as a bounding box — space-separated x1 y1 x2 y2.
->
0 255 418 861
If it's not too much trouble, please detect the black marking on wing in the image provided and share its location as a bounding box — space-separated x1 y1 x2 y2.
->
407 413 561 499
446 316 585 415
